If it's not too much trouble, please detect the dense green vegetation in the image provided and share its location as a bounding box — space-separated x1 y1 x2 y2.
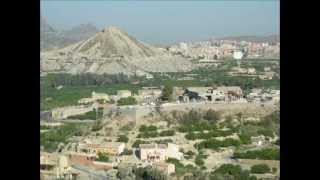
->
41 59 279 110
132 140 150 148
117 135 129 143
41 81 141 111
137 131 159 138
238 133 252 145
185 129 233 140
139 125 158 132
45 73 131 87
195 154 205 166
134 166 167 180
96 152 110 162
117 96 137 106
195 138 241 150
160 84 173 101
178 121 218 132
210 164 257 180
40 123 86 152
233 148 280 160
250 164 271 174
159 130 175 137
40 73 143 110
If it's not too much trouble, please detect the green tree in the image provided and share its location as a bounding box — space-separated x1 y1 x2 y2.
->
250 164 271 174
96 152 109 162
161 84 173 101
195 155 205 166
117 135 129 143
117 97 137 106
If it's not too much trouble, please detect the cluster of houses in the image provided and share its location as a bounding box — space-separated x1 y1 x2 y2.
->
173 86 246 103
41 138 183 178
247 88 280 103
168 39 280 60
77 86 247 107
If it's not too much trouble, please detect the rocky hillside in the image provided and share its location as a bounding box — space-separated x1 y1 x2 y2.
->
40 17 99 51
41 26 193 75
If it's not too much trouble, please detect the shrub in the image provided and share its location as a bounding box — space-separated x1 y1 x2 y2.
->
117 96 137 106
161 84 173 101
272 167 277 174
233 148 280 160
239 133 252 145
214 164 242 176
132 140 150 148
137 131 159 138
117 135 129 143
96 152 109 162
197 138 241 150
121 148 133 155
203 109 220 123
159 130 175 136
257 129 274 138
139 125 157 132
195 155 205 166
250 164 271 174
68 110 98 120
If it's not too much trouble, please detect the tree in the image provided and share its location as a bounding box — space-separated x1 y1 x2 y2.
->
96 152 109 162
161 84 173 101
250 164 271 174
117 97 137 106
117 135 129 143
195 155 205 166
203 109 220 123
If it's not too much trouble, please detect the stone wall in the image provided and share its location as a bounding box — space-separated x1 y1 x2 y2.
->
51 105 94 120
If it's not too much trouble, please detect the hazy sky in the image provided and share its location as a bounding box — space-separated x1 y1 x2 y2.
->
41 1 279 45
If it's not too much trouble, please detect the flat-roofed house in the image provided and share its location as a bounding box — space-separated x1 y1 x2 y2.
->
117 90 132 98
40 153 73 179
92 92 110 101
217 86 243 101
139 144 167 162
78 141 125 156
166 143 184 160
138 87 162 104
139 143 183 162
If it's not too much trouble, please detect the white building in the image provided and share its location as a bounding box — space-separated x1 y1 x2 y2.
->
117 90 132 98
139 143 183 163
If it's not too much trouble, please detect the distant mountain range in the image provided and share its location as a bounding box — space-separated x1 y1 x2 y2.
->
217 35 280 43
40 16 99 51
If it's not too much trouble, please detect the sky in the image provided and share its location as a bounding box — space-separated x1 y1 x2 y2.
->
41 1 280 45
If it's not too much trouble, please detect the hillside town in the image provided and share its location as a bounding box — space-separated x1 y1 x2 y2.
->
41 76 280 179
40 2 279 179
168 39 279 61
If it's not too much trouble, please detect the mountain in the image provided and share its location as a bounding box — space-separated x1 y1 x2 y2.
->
40 17 99 51
60 23 99 44
40 16 56 33
41 26 193 75
218 35 280 43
